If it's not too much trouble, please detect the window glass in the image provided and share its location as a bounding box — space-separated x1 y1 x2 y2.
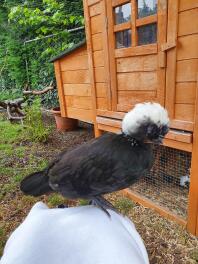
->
137 0 157 18
138 23 157 45
116 29 132 49
114 3 131 25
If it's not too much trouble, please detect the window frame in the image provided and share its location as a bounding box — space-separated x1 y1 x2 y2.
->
112 0 158 52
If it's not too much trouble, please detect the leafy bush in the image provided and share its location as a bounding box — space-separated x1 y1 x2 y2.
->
24 98 51 142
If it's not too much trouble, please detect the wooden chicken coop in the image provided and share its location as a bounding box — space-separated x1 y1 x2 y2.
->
50 0 198 235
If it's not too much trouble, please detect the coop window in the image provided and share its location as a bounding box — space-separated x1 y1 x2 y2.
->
112 0 158 49
137 0 157 18
137 23 157 45
116 29 132 48
114 3 131 25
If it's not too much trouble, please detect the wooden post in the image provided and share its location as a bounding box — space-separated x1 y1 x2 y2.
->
54 61 67 117
187 75 198 236
83 0 102 137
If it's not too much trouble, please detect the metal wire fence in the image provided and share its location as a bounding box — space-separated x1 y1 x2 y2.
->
130 145 191 218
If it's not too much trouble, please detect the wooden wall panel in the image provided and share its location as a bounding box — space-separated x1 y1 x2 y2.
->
92 33 103 51
91 15 103 34
176 59 198 82
118 91 156 105
94 67 105 82
62 70 90 84
179 0 198 11
93 50 105 67
175 83 196 104
87 0 100 6
60 54 88 71
67 107 93 122
96 83 107 97
65 96 92 110
97 97 108 110
117 55 157 72
89 1 102 17
177 35 198 60
175 104 195 122
178 9 198 36
117 72 158 91
64 84 91 96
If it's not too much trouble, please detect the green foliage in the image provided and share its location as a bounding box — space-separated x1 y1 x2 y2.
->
47 194 67 207
0 0 84 108
0 120 23 144
24 98 51 142
114 197 135 215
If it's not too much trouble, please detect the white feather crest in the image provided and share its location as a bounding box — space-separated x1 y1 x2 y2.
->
122 102 169 135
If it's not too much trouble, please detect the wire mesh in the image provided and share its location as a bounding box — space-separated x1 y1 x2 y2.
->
130 145 191 218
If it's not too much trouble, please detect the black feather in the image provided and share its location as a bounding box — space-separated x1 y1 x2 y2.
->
20 133 154 200
20 170 52 196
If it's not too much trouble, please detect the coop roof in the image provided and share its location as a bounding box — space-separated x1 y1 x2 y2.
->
49 39 86 63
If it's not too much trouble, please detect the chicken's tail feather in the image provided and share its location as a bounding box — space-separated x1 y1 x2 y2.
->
20 170 52 196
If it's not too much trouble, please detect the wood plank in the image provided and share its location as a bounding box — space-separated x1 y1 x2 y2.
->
179 0 198 11
106 0 118 111
175 82 196 104
178 9 198 36
170 119 194 132
114 22 131 32
101 0 112 110
177 35 198 61
67 107 93 122
118 90 156 105
176 59 198 82
131 0 137 46
163 138 192 152
165 130 192 143
60 54 88 71
97 97 108 110
175 104 195 122
156 0 168 105
95 82 107 97
87 0 100 6
89 1 102 17
122 189 187 226
96 116 122 128
116 54 157 72
97 123 121 133
96 109 125 119
115 44 157 58
136 14 157 27
54 61 67 117
83 0 99 136
65 96 92 110
92 33 103 51
187 73 198 235
91 15 103 34
94 67 105 82
62 70 90 84
165 0 179 119
117 72 158 91
93 50 104 67
64 84 92 96
112 0 130 7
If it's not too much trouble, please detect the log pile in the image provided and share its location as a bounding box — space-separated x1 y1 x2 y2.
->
0 81 55 122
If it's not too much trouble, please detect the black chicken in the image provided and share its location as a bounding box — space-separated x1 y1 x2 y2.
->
21 102 169 214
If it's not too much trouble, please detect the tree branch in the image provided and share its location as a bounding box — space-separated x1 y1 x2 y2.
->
23 81 55 95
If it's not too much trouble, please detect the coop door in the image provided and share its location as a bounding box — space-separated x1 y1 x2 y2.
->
106 0 167 112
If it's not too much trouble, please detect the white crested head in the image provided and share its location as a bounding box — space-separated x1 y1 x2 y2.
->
122 102 169 143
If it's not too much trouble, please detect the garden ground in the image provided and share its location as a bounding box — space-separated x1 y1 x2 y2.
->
0 111 198 264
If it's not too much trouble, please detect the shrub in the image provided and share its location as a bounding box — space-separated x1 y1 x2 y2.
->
24 98 51 142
